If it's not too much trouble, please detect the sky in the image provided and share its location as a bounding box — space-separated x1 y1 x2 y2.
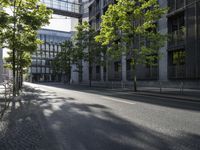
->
43 14 71 32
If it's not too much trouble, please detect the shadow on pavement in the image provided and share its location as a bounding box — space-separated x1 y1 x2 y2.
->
33 83 200 112
1 85 199 150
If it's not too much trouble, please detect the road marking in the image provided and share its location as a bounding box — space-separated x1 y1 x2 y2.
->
101 96 135 105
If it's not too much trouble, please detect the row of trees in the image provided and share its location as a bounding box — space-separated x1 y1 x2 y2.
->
54 0 167 91
0 0 52 97
52 21 106 86
0 0 167 96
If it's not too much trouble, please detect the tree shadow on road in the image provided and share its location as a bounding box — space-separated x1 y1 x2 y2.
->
3 85 200 150
1 85 199 150
32 83 200 112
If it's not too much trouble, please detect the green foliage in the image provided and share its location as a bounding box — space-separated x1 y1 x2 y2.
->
172 51 186 65
0 0 52 95
96 0 167 91
52 40 73 76
73 21 107 85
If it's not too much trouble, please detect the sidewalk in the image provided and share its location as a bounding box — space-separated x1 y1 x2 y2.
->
36 82 200 102
122 87 200 102
0 86 54 150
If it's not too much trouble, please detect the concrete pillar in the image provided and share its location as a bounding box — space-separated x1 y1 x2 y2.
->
100 66 104 82
158 0 168 81
105 59 109 82
0 49 3 83
71 64 79 84
121 53 127 82
82 60 89 83
30 75 32 83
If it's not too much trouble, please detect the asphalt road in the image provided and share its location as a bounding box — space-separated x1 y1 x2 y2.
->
24 82 200 150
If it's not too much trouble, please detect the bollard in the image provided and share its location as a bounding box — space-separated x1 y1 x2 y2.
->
180 81 184 94
159 81 162 93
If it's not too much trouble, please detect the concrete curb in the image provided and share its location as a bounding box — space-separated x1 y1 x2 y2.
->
132 91 200 103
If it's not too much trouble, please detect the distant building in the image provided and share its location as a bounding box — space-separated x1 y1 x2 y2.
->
29 29 71 82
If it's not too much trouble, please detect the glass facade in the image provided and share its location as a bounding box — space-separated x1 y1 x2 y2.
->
168 0 200 79
29 29 71 82
88 0 200 81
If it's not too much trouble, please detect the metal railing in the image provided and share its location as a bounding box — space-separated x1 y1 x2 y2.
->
168 65 186 79
127 67 158 81
168 29 185 48
108 71 122 81
41 0 81 14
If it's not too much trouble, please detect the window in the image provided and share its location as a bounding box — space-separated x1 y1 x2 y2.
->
46 44 49 51
96 65 100 74
168 12 185 45
114 61 121 72
172 50 186 65
169 12 185 33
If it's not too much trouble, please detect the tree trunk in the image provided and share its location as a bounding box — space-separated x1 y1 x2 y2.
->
16 53 19 95
68 63 71 85
133 74 137 92
19 66 23 90
20 71 23 89
89 64 92 87
12 0 17 98
12 48 16 97
132 65 137 92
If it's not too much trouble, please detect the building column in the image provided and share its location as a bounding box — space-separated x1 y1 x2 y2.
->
100 66 104 82
121 53 127 82
0 49 3 83
82 60 89 83
158 0 168 81
105 59 109 82
71 64 79 84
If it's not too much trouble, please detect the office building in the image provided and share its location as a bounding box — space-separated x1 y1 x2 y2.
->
29 29 71 82
79 0 200 88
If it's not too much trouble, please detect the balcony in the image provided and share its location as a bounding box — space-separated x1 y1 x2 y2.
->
127 67 158 81
108 71 122 81
168 29 185 49
168 65 186 79
92 73 101 81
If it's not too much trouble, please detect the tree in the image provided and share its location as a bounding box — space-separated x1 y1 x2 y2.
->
96 0 167 91
0 0 52 96
73 21 106 86
4 51 32 91
52 40 73 84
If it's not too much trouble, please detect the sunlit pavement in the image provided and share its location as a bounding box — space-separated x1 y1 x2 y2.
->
1 82 200 150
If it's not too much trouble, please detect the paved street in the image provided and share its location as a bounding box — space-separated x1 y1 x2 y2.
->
1 82 200 150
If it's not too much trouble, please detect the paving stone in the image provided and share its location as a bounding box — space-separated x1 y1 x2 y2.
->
0 91 46 150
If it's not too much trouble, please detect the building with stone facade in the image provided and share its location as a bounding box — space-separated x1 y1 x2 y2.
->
77 0 200 88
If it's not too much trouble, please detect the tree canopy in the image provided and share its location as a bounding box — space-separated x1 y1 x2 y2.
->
73 21 106 86
96 0 167 91
0 0 52 96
